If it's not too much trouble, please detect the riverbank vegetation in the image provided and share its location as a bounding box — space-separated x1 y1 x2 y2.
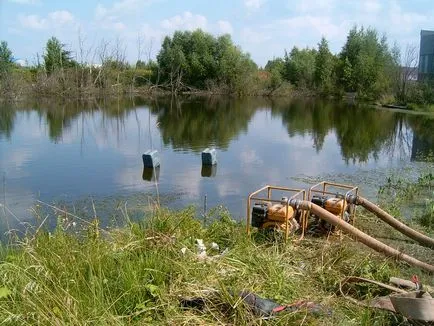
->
1 27 434 109
0 203 432 325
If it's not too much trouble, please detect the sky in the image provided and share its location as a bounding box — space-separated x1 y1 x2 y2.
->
0 0 433 66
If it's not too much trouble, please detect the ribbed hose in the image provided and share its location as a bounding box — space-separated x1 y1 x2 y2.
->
291 201 434 273
355 196 434 249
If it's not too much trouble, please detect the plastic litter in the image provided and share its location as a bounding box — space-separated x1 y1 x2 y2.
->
180 290 332 317
210 242 219 250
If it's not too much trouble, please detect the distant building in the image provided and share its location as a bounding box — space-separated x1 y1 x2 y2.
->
12 57 28 67
418 30 434 80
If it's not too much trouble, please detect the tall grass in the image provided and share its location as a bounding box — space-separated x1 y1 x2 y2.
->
0 206 429 325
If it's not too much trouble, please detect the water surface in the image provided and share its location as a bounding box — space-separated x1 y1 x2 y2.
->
1 96 433 233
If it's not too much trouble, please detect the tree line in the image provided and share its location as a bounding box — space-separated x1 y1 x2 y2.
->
3 96 429 163
0 27 433 106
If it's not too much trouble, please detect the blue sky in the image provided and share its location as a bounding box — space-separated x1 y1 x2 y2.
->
1 0 433 66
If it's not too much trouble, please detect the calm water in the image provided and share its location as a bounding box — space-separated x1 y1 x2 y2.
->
1 96 433 233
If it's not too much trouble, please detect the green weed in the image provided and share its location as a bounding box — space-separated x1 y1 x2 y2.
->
0 207 429 325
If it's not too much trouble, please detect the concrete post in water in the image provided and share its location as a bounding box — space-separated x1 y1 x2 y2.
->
201 148 217 166
142 150 160 168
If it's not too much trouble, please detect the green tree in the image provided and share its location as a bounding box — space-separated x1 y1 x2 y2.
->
265 57 285 73
157 30 215 90
43 37 75 74
283 47 317 88
157 30 256 93
0 41 14 93
314 37 334 93
0 41 13 75
265 58 285 90
338 26 397 98
218 40 257 93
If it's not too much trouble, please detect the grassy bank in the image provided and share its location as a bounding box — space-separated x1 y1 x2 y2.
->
0 205 432 325
408 103 434 113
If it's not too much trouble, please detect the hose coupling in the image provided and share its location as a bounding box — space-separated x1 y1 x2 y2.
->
346 194 358 205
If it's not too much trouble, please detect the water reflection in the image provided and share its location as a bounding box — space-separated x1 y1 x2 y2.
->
142 166 160 182
408 115 434 161
0 96 433 233
201 165 217 178
0 104 15 140
271 98 406 163
148 96 259 151
2 96 428 163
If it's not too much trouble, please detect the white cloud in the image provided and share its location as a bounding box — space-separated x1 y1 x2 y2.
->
244 0 266 11
18 10 76 30
141 24 164 40
18 14 48 29
95 0 155 20
49 10 75 25
388 1 427 33
94 5 127 31
94 0 155 32
95 4 109 20
161 11 207 31
217 20 233 35
279 15 345 41
241 27 271 44
113 22 127 31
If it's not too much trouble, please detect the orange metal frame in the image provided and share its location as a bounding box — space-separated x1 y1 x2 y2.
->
246 185 306 241
307 181 359 230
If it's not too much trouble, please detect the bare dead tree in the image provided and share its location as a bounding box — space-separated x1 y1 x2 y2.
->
131 34 144 93
111 37 127 88
145 39 153 63
398 44 419 102
112 37 127 66
146 39 161 87
77 29 95 91
94 39 110 87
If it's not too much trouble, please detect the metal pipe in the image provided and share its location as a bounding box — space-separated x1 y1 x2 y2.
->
288 200 434 273
250 197 289 203
353 196 434 249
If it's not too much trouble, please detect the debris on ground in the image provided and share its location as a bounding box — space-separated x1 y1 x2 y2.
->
239 291 332 317
180 239 228 261
180 290 332 318
340 275 434 323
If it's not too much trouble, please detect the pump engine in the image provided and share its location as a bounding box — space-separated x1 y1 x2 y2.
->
252 198 300 232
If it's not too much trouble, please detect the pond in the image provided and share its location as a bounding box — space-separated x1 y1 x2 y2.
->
0 96 433 234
